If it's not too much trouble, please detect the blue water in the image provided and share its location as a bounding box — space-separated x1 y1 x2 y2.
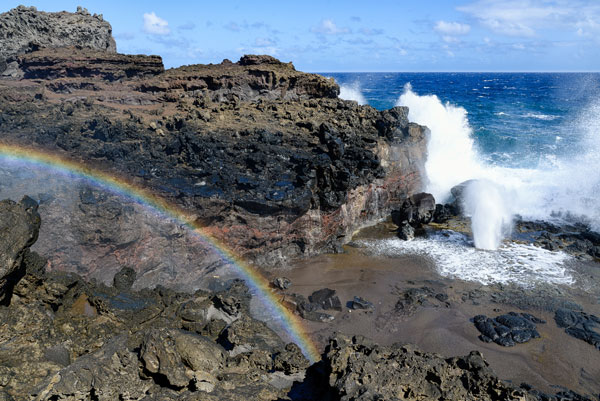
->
327 73 600 169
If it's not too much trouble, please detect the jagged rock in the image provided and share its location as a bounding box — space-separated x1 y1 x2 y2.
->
272 276 291 290
309 288 342 311
473 312 545 347
0 196 40 304
0 6 116 76
324 334 536 401
273 343 311 374
554 308 600 350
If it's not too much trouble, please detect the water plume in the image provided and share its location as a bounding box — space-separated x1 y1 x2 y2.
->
339 82 367 105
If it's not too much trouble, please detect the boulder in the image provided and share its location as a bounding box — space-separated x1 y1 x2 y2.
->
309 288 342 311
391 192 436 227
0 196 41 304
473 312 545 347
554 308 600 350
112 266 136 291
272 276 291 290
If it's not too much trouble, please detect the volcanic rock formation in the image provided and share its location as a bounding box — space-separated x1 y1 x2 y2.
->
0 201 593 400
0 6 428 285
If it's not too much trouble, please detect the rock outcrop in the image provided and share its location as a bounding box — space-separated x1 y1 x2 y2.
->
0 196 40 304
0 6 116 77
0 6 428 280
324 335 533 401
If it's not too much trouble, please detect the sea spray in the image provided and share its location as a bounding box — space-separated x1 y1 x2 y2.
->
339 82 367 105
397 83 482 203
396 84 514 248
462 179 513 250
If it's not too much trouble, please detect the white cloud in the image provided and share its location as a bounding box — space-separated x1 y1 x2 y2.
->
255 37 275 47
143 12 170 35
311 19 350 35
458 0 600 37
434 21 471 35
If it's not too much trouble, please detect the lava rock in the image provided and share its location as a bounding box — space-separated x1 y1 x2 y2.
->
554 308 600 350
395 286 449 315
309 288 342 311
349 296 374 310
324 334 535 401
112 266 136 291
397 221 415 240
0 196 41 304
473 312 545 346
391 192 436 227
433 203 458 223
272 276 291 290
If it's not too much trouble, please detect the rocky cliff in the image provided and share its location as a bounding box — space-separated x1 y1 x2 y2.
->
0 6 427 282
0 6 116 78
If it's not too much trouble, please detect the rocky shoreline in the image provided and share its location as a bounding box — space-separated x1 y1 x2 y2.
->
0 6 599 401
0 197 597 400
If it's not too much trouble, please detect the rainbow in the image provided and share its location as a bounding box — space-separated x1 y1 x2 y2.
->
0 143 321 362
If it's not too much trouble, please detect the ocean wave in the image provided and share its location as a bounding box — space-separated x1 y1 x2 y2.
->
523 112 559 121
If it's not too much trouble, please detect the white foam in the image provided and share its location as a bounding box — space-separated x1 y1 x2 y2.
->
361 235 574 287
523 112 559 121
397 83 482 203
339 82 367 105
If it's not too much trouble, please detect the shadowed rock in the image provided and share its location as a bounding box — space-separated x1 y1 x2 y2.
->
0 196 40 304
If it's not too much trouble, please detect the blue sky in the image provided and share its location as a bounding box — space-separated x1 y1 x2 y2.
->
4 0 599 71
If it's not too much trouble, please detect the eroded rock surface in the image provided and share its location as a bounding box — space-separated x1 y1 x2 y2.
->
0 6 116 77
325 334 534 401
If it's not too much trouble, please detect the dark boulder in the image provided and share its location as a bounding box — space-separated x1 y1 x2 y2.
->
392 192 436 227
309 288 342 311
473 312 545 347
397 221 415 240
555 308 600 350
112 266 136 291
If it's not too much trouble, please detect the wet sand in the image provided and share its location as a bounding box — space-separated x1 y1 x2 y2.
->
265 227 600 397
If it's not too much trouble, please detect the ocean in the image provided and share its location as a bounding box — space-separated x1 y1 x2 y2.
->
327 72 600 286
